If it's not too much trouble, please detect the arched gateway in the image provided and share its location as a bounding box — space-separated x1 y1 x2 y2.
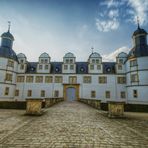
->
63 84 80 101
66 87 76 101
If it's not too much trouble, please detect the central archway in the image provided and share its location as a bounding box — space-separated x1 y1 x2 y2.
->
63 84 80 101
66 87 76 101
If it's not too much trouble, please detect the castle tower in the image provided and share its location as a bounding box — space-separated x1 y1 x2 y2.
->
0 22 18 100
126 21 148 104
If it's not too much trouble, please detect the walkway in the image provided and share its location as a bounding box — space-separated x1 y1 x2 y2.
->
0 101 148 148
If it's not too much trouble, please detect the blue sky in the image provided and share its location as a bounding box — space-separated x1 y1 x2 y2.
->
0 0 148 61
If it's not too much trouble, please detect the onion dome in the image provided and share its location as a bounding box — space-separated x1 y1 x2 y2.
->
133 26 147 37
1 31 14 41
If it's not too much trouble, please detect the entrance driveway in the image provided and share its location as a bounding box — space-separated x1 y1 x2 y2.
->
0 101 148 148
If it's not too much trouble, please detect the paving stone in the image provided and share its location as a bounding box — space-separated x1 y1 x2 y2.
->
0 101 148 148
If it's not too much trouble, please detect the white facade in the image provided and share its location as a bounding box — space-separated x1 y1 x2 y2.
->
0 27 148 104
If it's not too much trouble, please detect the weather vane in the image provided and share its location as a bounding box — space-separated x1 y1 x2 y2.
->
8 21 11 32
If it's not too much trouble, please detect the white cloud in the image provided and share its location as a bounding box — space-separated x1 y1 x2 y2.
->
102 46 129 61
108 9 119 18
96 18 119 32
128 0 148 25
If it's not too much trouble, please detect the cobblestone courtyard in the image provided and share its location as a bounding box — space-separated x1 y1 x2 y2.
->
0 101 148 148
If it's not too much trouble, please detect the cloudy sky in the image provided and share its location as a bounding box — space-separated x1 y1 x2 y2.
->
0 0 148 62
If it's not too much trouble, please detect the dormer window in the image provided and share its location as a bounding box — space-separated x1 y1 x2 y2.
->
92 59 95 63
20 59 24 63
70 59 73 63
64 65 68 70
41 59 44 63
97 65 101 70
119 59 123 64
20 64 24 70
45 65 48 70
45 59 48 64
90 65 94 70
39 65 42 69
118 65 122 70
66 59 69 64
70 65 74 70
96 59 99 64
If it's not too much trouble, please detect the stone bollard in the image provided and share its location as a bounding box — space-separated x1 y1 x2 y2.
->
26 98 43 115
95 100 101 109
107 101 125 118
45 98 52 107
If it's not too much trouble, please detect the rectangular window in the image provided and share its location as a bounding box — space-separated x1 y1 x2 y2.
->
64 65 68 70
41 90 45 97
117 77 126 84
97 65 101 70
41 59 44 63
20 64 24 70
92 59 95 63
96 59 99 64
99 76 107 83
118 64 122 70
55 76 63 83
54 90 59 98
7 60 14 67
39 65 42 69
45 76 52 83
44 59 48 64
17 76 24 82
91 91 96 98
69 76 77 84
90 64 94 70
45 65 48 70
70 65 74 70
130 59 137 67
70 59 73 63
83 76 91 83
20 59 24 63
5 73 12 81
4 87 9 96
121 91 126 98
15 89 19 96
119 59 124 64
66 59 69 64
36 76 43 83
105 91 110 98
26 76 33 83
131 74 138 82
133 90 138 98
27 90 32 97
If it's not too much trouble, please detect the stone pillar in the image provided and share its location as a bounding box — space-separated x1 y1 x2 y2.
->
108 101 125 118
26 99 43 115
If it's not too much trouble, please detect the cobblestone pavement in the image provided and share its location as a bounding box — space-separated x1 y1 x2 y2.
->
0 101 148 148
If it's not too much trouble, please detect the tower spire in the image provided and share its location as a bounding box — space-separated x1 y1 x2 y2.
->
91 47 94 53
137 16 140 29
8 21 11 32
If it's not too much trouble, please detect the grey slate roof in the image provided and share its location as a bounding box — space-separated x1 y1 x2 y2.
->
103 62 116 74
25 62 116 74
0 46 18 61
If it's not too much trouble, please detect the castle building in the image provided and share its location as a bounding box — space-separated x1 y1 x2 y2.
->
0 24 148 104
